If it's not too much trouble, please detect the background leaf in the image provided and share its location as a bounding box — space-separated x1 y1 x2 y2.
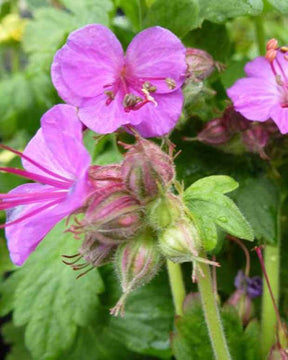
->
144 0 199 38
4 221 105 360
232 177 281 245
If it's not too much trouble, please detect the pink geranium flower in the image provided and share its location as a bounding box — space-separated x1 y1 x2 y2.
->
227 50 288 134
51 25 186 137
0 105 91 265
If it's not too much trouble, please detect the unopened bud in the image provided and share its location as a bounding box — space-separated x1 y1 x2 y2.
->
79 235 115 267
158 218 201 263
227 270 262 325
241 125 269 159
147 193 183 230
185 48 215 81
266 38 278 51
227 290 253 326
197 118 231 145
121 137 175 202
111 229 162 316
62 235 115 278
222 106 250 133
88 164 122 189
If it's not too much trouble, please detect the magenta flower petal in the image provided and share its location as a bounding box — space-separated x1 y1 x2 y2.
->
23 105 91 179
126 26 186 93
51 50 83 106
52 24 124 100
270 104 288 133
244 56 275 80
227 78 278 121
133 90 184 137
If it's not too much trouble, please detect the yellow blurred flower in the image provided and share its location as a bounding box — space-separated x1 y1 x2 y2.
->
0 13 27 44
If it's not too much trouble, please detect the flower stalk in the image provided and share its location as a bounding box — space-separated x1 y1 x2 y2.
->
166 260 186 316
197 253 231 360
258 245 281 357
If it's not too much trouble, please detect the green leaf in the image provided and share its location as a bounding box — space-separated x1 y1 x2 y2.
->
1 323 32 360
220 59 248 89
100 266 174 358
185 175 239 196
23 0 113 74
62 313 135 360
184 176 254 250
198 0 263 24
182 21 231 62
232 177 281 245
4 221 105 360
266 0 288 13
61 0 113 24
172 294 261 360
144 0 199 38
0 238 15 275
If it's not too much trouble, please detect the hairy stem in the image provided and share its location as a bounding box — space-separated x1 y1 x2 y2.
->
166 260 186 316
197 255 231 360
254 16 266 55
260 244 280 357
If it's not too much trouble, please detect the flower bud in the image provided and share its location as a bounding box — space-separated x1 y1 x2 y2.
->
121 137 175 202
241 125 269 159
62 234 115 278
79 234 115 267
197 118 231 145
227 270 262 325
111 229 162 316
185 48 215 81
88 164 122 189
158 218 201 263
85 190 143 244
227 290 253 326
147 193 183 230
222 106 250 133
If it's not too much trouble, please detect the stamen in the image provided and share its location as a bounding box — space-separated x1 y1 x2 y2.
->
0 198 61 229
76 267 94 279
123 93 142 108
165 78 176 90
0 191 66 211
0 144 71 182
0 167 71 189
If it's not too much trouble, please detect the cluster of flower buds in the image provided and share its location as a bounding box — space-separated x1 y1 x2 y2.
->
227 270 262 325
197 105 280 159
63 135 217 315
185 48 223 82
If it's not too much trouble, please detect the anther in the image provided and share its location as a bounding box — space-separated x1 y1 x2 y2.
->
266 38 278 51
143 81 157 93
265 49 277 63
123 93 142 108
165 78 176 90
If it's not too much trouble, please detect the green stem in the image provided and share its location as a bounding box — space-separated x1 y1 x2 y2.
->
166 260 186 316
197 256 231 360
254 16 266 55
260 244 280 357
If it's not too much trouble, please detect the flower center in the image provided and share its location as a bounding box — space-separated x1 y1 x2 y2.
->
103 68 176 112
266 47 288 107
